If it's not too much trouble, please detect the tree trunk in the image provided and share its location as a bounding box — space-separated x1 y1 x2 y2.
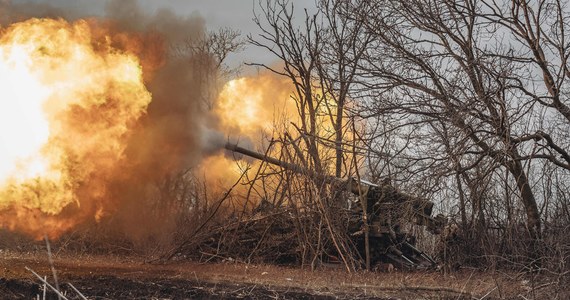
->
507 156 541 240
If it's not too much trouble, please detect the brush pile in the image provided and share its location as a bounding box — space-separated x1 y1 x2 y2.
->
174 207 303 264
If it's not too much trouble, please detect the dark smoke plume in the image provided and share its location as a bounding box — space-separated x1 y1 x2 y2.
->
103 0 225 243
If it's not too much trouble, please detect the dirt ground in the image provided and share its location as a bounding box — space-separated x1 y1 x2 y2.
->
0 250 540 299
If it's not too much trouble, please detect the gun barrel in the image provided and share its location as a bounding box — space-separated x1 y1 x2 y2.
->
224 142 301 173
224 142 341 184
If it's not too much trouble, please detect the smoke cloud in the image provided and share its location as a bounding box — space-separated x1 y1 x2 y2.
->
103 0 222 243
0 0 231 244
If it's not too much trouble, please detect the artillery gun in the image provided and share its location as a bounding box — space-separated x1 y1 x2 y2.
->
224 142 446 270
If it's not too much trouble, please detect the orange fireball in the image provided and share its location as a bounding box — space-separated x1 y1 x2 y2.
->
0 18 151 238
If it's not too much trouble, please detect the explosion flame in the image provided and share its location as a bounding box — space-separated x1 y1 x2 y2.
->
0 15 307 241
0 18 151 238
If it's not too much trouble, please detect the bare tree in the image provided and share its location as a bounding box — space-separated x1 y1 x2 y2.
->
342 0 544 242
247 0 376 270
250 0 325 174
315 0 372 178
477 0 570 171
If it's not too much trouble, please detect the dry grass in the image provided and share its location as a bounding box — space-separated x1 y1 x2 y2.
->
0 249 537 299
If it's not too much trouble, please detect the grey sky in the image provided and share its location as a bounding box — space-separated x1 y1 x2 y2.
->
11 0 318 73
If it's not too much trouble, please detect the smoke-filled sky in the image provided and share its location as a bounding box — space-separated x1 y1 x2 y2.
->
11 0 318 71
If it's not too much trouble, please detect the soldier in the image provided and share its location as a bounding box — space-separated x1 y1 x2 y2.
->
437 220 462 272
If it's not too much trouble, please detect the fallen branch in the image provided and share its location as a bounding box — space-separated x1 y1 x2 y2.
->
67 283 88 300
44 235 61 300
478 286 497 299
25 267 69 300
42 276 46 300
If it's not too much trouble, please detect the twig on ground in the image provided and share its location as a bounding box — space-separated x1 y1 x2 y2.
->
44 235 61 300
67 283 88 300
25 267 69 300
478 286 497 300
42 276 47 300
458 269 475 298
